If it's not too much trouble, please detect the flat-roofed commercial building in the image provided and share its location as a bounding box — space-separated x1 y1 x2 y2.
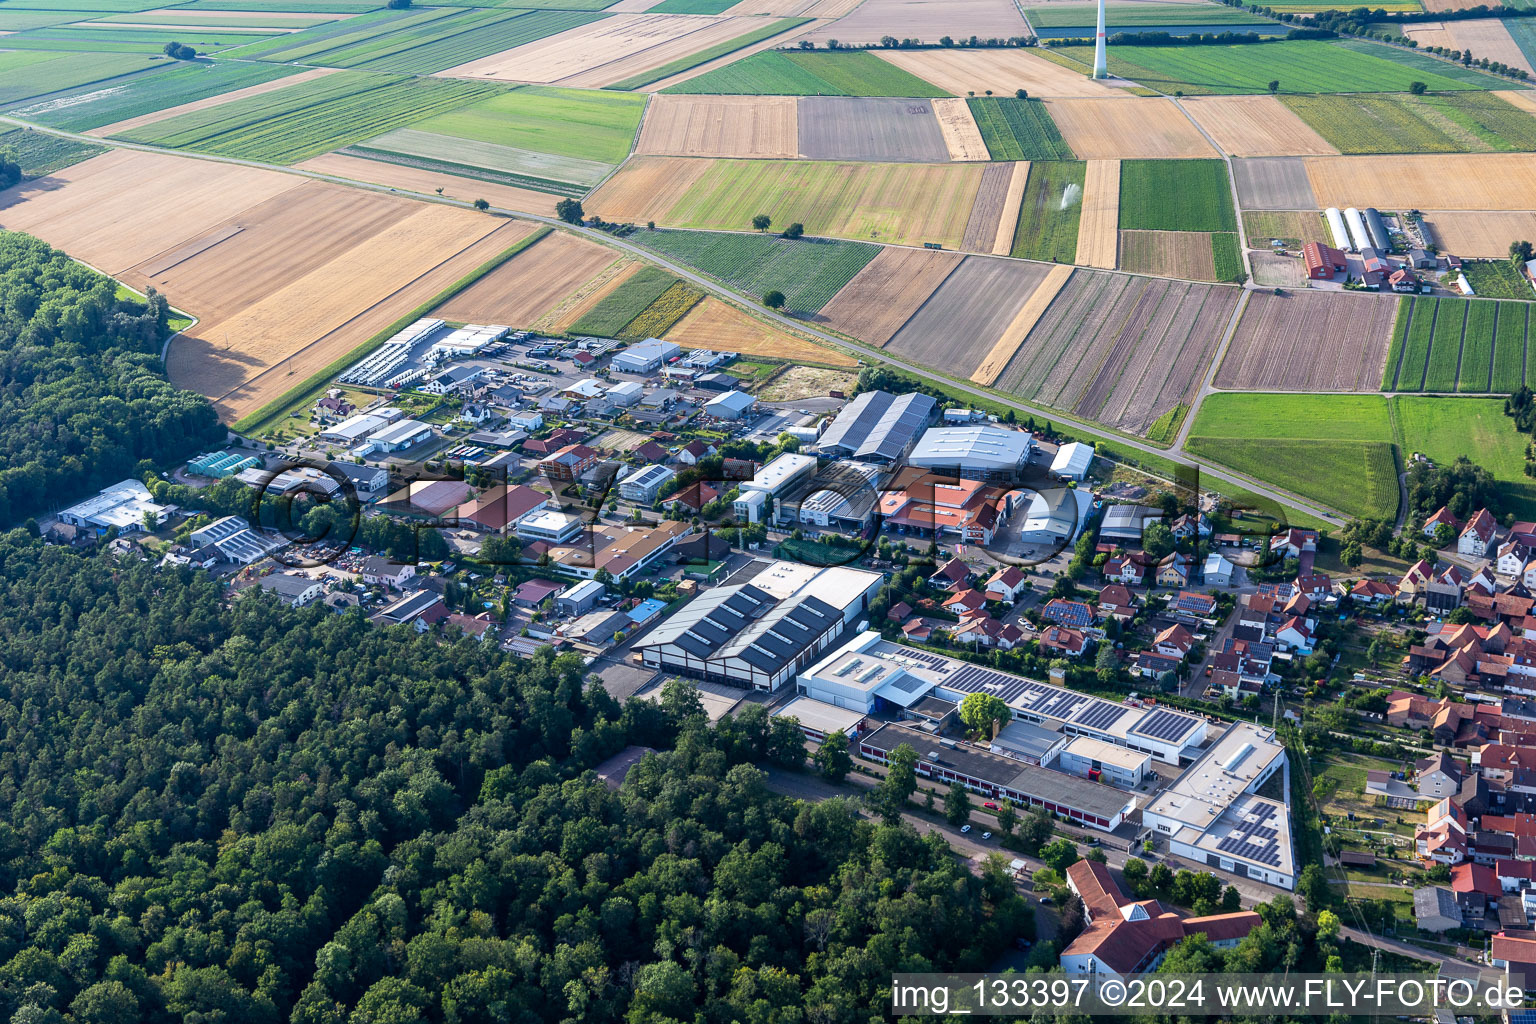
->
816 390 936 464
907 425 1032 479
1051 736 1151 788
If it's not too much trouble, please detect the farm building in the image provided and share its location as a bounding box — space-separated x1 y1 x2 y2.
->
703 390 756 420
1345 207 1371 252
1302 242 1346 280
816 390 937 465
1325 208 1350 251
1050 442 1094 481
1364 208 1391 251
908 426 1031 479
611 339 680 373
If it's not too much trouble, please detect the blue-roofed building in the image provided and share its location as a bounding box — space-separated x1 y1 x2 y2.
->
1042 598 1094 628
627 597 667 626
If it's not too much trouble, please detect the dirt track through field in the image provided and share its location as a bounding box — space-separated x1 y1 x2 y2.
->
1232 157 1317 211
885 256 1056 378
798 97 950 162
638 94 798 158
1074 158 1118 269
878 48 1120 99
435 231 621 326
1421 210 1536 257
1045 97 1215 159
993 161 1030 255
817 246 963 344
961 162 1015 253
1305 154 1536 210
1215 289 1399 391
933 97 990 161
1180 95 1339 157
90 67 340 138
971 263 1073 385
294 152 561 216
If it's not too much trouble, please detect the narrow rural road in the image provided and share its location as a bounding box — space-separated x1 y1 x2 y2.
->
3 116 1345 526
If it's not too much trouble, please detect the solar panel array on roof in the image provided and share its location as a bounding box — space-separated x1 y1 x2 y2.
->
1172 593 1216 613
817 390 936 462
1133 708 1199 743
1074 702 1129 732
727 596 841 670
872 640 950 669
1043 600 1093 628
944 664 1034 704
1215 801 1283 867
1031 689 1090 720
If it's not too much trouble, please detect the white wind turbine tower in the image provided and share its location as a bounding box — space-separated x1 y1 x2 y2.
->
1093 0 1108 79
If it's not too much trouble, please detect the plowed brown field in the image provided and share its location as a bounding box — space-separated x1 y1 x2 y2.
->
972 263 1073 385
637 95 798 158
961 161 1016 253
1215 289 1399 391
1118 229 1214 280
817 245 963 344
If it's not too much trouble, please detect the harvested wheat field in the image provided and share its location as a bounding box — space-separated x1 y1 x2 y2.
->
1404 19 1533 75
933 98 990 160
1215 289 1399 391
1075 159 1119 269
90 68 339 138
435 231 619 326
1306 154 1536 210
1421 211 1536 258
583 155 713 226
0 149 301 275
885 256 1058 378
637 95 798 158
1045 98 1214 159
439 14 750 88
295 152 561 216
800 0 1027 46
1499 91 1536 118
972 263 1073 385
879 48 1116 99
1118 229 1214 280
1180 95 1338 158
961 162 1017 253
537 259 641 332
722 0 858 13
665 297 855 365
993 161 1030 255
817 245 963 343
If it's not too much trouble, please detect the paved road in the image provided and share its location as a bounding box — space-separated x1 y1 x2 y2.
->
4 116 1345 528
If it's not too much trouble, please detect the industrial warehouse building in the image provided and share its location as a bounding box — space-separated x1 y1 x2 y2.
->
59 479 172 535
634 559 882 691
816 390 936 464
1050 441 1094 481
611 338 680 374
907 425 1032 479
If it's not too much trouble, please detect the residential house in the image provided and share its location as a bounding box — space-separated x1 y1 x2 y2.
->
1271 528 1319 561
1450 862 1501 918
1413 887 1463 933
985 566 1029 604
1043 598 1095 628
360 556 415 590
1273 616 1315 654
1103 555 1148 586
1098 584 1137 620
1424 506 1462 540
1416 797 1469 864
674 440 716 466
255 574 324 608
668 482 719 515
930 557 973 590
1156 553 1192 588
1153 624 1195 659
1038 625 1089 658
943 589 987 616
1461 509 1498 559
1349 579 1396 604
1502 540 1534 578
1135 650 1182 679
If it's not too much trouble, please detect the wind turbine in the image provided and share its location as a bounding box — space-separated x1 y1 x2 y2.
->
1093 0 1108 79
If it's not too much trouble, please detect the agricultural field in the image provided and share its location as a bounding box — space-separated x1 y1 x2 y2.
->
967 97 1075 160
1216 289 1399 391
1010 160 1086 262
1401 18 1534 76
221 6 465 61
1119 159 1236 232
9 60 304 134
1248 250 1308 287
878 47 1124 98
972 263 1074 384
932 97 989 160
0 23 289 53
1422 210 1536 258
1242 210 1324 248
1231 156 1318 210
664 297 857 365
295 151 562 215
0 50 158 106
1118 229 1223 280
637 94 799 157
1305 153 1536 210
993 269 1241 434
633 228 880 317
571 265 683 336
961 162 1020 252
1043 96 1215 158
1047 39 1493 94
663 48 949 96
1281 92 1536 154
883 257 1060 379
534 260 641 334
1329 37 1520 86
1180 95 1338 157
1385 296 1531 392
84 67 339 139
1461 258 1536 298
1027 3 1275 27
115 71 501 164
797 97 951 162
590 156 987 249
798 0 1027 46
0 127 104 178
1509 20 1536 70
817 246 963 345
621 280 706 339
1074 159 1119 269
1394 396 1536 515
434 231 622 326
604 17 812 90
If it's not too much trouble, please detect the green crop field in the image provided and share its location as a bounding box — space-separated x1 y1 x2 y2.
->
606 17 810 90
0 127 104 177
1047 38 1490 94
172 0 387 9
967 97 1074 160
1394 396 1536 515
1330 38 1520 87
1211 232 1242 281
117 72 501 164
1281 92 1536 154
650 0 735 10
0 25 285 53
93 11 339 27
634 228 879 318
1010 160 1085 261
1190 392 1394 439
404 86 644 165
0 50 158 106
1119 159 1235 232
11 60 303 133
1267 0 1421 11
1386 297 1532 393
1508 18 1536 69
1464 259 1536 299
223 7 462 62
414 0 618 9
0 10 82 30
571 266 682 338
663 49 949 96
1029 2 1273 26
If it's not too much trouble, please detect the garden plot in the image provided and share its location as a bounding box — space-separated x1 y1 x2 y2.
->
1422 211 1536 258
1231 157 1317 210
1403 18 1533 76
960 162 1017 253
818 246 963 345
1180 95 1338 157
884 257 1058 378
797 96 951 162
798 0 1027 46
1074 159 1118 269
637 94 798 157
933 97 989 160
1215 289 1398 391
295 152 561 215
434 231 620 325
877 47 1118 99
1305 154 1536 210
358 126 613 187
665 297 855 364
1044 97 1215 158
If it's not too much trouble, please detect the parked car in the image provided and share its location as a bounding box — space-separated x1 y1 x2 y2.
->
981 831 992 840
959 824 971 834
983 802 999 810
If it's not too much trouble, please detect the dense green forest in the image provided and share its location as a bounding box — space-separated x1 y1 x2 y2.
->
0 231 221 523
0 532 1028 1023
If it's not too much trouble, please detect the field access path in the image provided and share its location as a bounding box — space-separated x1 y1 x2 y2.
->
0 116 1343 528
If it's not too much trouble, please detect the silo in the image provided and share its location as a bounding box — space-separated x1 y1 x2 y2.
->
1324 207 1350 251
1344 207 1371 253
1364 207 1391 251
